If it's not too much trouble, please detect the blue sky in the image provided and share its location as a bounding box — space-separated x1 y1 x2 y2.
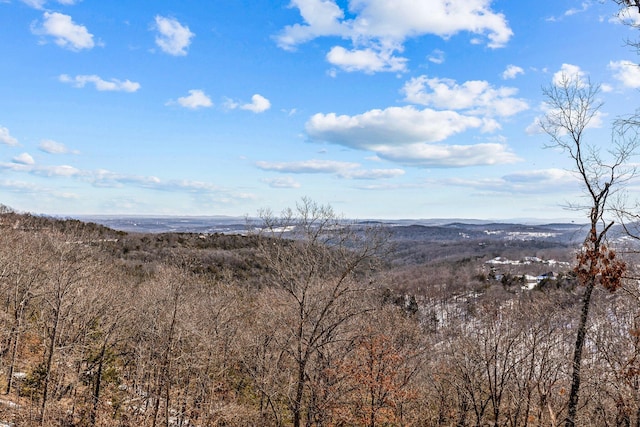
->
1 0 640 220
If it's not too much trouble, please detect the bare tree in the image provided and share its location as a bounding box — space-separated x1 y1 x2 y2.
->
614 0 640 13
540 73 637 427
253 198 386 427
37 230 102 425
0 229 47 395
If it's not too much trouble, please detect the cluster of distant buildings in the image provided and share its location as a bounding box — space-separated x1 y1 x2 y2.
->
485 256 572 290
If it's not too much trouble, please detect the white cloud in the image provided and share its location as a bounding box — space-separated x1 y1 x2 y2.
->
35 165 80 177
564 2 591 16
427 49 445 64
154 16 194 56
445 168 579 193
241 94 272 113
0 160 256 203
88 174 254 204
0 179 48 194
502 64 524 80
256 159 405 179
612 6 640 26
276 0 346 49
226 94 272 113
552 63 587 87
31 12 94 51
340 168 405 179
609 60 640 89
601 83 614 93
307 106 486 148
502 168 576 186
326 45 407 73
21 0 81 8
546 2 592 22
0 127 18 146
171 89 213 109
12 153 34 165
402 76 529 117
374 142 519 168
276 0 513 73
261 177 302 188
257 159 360 174
21 0 46 8
38 139 78 154
0 161 81 177
59 74 140 92
305 106 519 167
222 97 239 110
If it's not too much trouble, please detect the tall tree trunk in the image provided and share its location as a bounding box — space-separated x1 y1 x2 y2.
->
5 322 20 395
89 341 107 426
41 304 61 426
565 279 595 427
293 362 306 427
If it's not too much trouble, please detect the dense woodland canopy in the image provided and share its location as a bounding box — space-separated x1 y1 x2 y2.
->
0 200 639 427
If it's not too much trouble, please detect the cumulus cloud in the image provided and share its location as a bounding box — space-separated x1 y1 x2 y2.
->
38 139 78 154
0 127 18 146
170 89 213 109
276 0 512 73
304 73 530 168
307 106 488 148
256 159 405 179
402 76 529 117
609 60 640 88
305 106 520 167
326 46 407 73
552 63 587 87
226 94 272 113
31 12 94 51
502 64 524 80
261 177 302 188
154 16 194 56
241 94 271 113
612 5 640 26
59 74 140 92
12 153 35 165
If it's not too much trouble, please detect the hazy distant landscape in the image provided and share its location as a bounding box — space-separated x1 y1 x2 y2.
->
76 214 588 238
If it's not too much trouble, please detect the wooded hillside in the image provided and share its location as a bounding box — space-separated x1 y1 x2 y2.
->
0 206 639 426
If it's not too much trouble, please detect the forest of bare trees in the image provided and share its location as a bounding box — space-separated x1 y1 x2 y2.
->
0 195 638 426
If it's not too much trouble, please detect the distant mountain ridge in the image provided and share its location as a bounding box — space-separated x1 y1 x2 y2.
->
73 215 588 244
